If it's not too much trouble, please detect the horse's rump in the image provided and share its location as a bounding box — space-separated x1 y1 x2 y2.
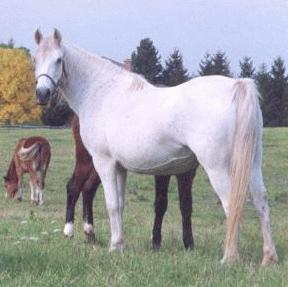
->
17 137 51 170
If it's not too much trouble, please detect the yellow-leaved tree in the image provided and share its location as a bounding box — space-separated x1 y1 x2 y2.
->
0 48 41 124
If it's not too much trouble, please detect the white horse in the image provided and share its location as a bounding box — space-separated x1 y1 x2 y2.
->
33 29 277 265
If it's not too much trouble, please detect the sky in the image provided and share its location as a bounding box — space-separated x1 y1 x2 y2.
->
1 0 288 75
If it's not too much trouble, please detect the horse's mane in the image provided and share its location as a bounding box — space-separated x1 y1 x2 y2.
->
64 42 150 92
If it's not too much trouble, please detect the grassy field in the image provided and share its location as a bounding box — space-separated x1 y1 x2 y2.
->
0 127 288 286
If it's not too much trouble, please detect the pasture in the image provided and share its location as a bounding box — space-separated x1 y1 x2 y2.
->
0 127 287 286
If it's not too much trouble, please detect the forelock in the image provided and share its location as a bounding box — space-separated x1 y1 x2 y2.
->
36 37 61 59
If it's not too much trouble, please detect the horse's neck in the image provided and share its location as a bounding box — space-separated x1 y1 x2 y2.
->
5 158 18 183
61 44 123 114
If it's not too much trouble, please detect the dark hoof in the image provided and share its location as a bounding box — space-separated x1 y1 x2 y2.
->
184 244 194 251
85 233 96 245
17 197 23 202
64 234 73 240
183 235 194 250
152 242 161 251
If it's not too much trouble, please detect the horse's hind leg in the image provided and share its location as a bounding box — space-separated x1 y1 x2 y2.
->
36 171 45 205
152 175 170 250
82 171 101 244
176 167 198 250
64 174 82 238
30 174 38 205
201 167 232 262
250 155 278 265
30 180 37 204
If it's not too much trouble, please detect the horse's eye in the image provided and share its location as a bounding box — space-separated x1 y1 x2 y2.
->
56 58 62 64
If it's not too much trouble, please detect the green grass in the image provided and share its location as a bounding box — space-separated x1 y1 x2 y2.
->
0 127 288 286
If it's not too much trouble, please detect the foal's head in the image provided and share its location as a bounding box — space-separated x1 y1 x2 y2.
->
33 29 64 105
3 177 18 198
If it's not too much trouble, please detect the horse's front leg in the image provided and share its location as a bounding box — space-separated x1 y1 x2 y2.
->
116 166 127 228
16 169 23 202
93 156 125 251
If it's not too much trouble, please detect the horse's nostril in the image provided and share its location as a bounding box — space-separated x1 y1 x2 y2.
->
36 87 51 105
46 89 51 98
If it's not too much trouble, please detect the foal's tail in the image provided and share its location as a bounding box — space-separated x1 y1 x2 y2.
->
225 79 260 258
18 142 40 161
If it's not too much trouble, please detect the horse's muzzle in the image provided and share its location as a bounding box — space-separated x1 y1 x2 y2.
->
36 87 51 105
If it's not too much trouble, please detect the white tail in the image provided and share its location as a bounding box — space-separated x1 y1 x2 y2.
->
18 143 40 161
225 79 260 259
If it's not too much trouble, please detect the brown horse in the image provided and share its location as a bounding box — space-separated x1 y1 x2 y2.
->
64 115 199 249
4 136 51 205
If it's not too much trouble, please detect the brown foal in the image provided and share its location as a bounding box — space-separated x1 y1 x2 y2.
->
4 136 51 205
65 115 199 248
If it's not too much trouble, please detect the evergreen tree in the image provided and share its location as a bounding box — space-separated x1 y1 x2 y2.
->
198 53 214 76
211 51 231 76
270 57 288 126
131 38 163 84
7 38 15 48
255 64 272 126
198 51 231 76
162 49 190 86
239 57 255 78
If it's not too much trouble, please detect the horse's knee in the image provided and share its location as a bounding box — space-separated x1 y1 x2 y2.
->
106 201 119 215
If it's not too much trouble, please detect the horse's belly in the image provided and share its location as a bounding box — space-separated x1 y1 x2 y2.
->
117 147 198 175
126 156 197 175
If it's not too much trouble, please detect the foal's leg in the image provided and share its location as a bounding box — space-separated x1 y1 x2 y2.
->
36 171 45 205
30 180 36 203
82 172 101 244
250 147 278 265
30 174 38 205
176 168 197 250
16 169 23 201
152 175 170 250
63 174 82 238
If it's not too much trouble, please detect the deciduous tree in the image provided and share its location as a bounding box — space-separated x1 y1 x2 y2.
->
0 48 41 124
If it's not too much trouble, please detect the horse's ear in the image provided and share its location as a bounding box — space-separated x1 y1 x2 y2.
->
54 28 62 46
34 29 43 45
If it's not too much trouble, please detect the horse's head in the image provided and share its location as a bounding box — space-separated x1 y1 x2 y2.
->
33 29 64 105
3 176 18 198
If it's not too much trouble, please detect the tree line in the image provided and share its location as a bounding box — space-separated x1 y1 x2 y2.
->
0 38 287 127
131 38 288 127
